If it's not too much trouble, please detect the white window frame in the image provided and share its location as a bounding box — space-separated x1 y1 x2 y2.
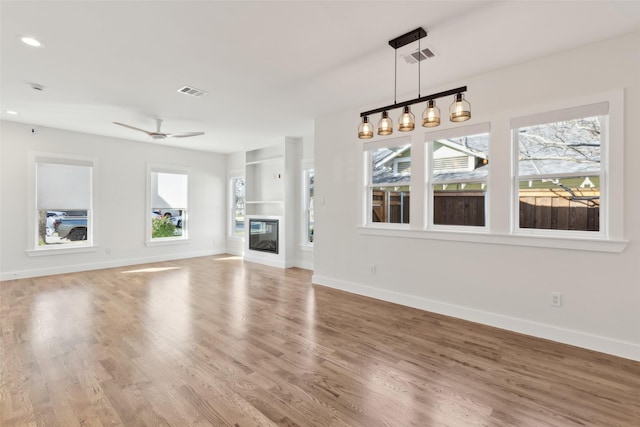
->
301 160 314 247
228 172 245 239
26 152 98 256
425 123 491 231
511 98 617 240
363 136 412 228
146 164 190 246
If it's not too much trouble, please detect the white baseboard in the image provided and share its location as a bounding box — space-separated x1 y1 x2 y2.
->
294 259 314 270
311 274 640 362
1 248 225 281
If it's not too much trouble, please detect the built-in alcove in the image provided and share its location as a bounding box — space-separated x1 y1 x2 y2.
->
243 138 299 268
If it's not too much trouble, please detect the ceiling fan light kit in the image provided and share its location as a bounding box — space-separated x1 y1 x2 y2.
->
358 27 471 139
113 118 204 140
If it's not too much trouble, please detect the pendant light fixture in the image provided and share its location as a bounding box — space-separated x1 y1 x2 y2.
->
358 27 472 139
398 106 415 131
378 111 393 136
358 116 374 139
422 99 441 127
449 93 471 122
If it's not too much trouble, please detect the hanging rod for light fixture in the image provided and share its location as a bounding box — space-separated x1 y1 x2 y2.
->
359 86 467 118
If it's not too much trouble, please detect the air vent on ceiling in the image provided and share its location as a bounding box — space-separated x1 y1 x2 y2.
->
177 85 208 97
402 48 435 64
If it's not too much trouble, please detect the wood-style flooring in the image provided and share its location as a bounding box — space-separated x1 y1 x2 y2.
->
1 255 639 426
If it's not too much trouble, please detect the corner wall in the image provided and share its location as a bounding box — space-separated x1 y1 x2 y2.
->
0 122 227 279
313 31 640 360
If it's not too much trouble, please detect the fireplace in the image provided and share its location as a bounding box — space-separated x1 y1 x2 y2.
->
249 219 279 254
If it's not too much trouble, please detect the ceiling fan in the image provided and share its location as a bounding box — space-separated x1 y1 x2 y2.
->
113 118 204 140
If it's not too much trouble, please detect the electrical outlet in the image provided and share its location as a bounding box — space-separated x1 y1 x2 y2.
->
370 265 376 274
551 292 562 307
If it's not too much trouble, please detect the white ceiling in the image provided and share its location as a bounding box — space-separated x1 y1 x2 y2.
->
2 1 640 154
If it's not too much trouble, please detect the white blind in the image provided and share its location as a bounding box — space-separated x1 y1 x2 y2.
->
424 122 491 142
36 162 91 210
363 135 411 152
510 102 609 129
152 172 187 209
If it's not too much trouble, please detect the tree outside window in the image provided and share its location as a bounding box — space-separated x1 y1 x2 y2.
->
304 169 314 243
514 111 603 233
150 170 187 239
231 177 245 237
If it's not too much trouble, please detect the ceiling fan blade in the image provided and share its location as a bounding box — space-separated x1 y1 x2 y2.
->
167 132 205 138
113 122 152 135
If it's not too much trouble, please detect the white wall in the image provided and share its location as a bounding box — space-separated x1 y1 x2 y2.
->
313 31 640 361
0 121 227 279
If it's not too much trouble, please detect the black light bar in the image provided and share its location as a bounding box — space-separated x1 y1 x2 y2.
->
360 86 467 118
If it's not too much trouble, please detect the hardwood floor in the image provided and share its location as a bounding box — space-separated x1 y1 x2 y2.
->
1 255 639 426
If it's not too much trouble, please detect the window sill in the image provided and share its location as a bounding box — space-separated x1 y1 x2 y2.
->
299 244 314 252
227 235 244 241
26 245 99 257
145 238 190 247
357 227 628 253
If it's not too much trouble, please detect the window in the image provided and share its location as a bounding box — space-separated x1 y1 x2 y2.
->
364 138 411 225
427 124 490 228
149 168 188 241
230 176 245 237
35 158 93 248
512 102 607 235
303 168 314 244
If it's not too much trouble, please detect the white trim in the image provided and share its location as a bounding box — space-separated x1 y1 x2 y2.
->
357 226 627 253
228 175 246 239
426 125 490 230
311 274 640 361
1 249 225 281
27 151 98 252
145 238 191 247
423 122 491 142
510 94 618 240
147 163 190 242
26 245 100 257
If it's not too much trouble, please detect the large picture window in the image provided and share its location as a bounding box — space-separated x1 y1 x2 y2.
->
35 158 92 248
364 138 411 225
150 168 188 240
427 124 490 228
512 102 607 235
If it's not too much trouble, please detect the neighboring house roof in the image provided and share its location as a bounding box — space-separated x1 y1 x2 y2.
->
371 129 599 186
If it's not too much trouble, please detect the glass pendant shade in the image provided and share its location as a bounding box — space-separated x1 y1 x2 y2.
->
398 106 415 132
377 111 393 136
358 116 374 139
422 99 441 127
449 93 471 122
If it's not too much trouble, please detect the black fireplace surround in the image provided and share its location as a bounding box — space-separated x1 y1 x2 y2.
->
249 219 279 254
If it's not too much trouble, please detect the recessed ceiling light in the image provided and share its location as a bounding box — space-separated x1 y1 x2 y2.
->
5 110 19 115
20 36 43 47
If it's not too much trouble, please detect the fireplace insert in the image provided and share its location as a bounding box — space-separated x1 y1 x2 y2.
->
249 219 279 254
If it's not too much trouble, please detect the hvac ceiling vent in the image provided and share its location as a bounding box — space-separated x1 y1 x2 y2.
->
177 85 208 97
402 48 435 64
